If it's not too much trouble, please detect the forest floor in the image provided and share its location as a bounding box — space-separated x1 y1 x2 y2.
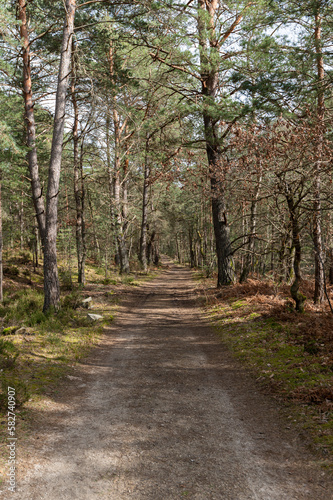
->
1 257 332 499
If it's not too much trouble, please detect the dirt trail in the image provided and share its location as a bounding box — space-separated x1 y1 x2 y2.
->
3 261 332 499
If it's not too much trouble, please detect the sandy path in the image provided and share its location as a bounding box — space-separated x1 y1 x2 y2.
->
2 262 332 499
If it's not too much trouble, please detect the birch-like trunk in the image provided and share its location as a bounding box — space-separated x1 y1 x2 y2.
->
18 0 46 246
43 0 76 312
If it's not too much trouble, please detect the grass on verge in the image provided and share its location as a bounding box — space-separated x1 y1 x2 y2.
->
0 253 160 484
194 271 333 469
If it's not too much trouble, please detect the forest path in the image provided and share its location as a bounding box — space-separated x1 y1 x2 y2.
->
4 260 332 499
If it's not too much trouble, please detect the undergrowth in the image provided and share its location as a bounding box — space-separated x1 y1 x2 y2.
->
0 287 106 414
0 256 158 416
196 272 333 467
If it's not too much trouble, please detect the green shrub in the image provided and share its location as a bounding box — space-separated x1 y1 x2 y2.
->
3 266 20 277
2 326 18 336
102 277 117 285
62 291 81 310
45 333 62 346
0 339 19 369
59 269 74 291
121 276 134 285
9 250 32 265
0 290 44 329
26 310 47 327
304 339 320 355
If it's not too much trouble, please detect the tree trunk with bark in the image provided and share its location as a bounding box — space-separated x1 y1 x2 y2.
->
71 42 86 285
198 0 235 286
240 172 262 283
87 187 101 263
113 128 129 274
153 234 160 265
313 9 325 304
328 210 333 285
108 43 129 274
19 193 24 250
43 0 76 312
189 228 195 268
329 249 333 285
286 193 306 312
139 138 150 272
0 172 3 303
18 0 46 247
33 224 39 270
121 135 130 268
105 112 118 265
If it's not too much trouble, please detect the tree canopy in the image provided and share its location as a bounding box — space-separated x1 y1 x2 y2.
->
0 0 332 311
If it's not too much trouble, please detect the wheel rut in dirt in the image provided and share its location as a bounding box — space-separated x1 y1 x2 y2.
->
5 262 332 499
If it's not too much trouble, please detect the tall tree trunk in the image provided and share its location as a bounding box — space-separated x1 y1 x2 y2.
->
71 42 86 285
270 223 275 273
139 138 150 272
153 233 159 266
19 192 24 250
106 112 118 265
0 171 3 303
286 193 306 312
108 44 129 274
313 9 325 304
328 209 333 285
87 187 101 263
277 226 288 282
240 172 262 283
176 234 181 263
113 124 129 274
43 0 76 312
33 224 39 270
189 228 195 268
115 187 130 273
198 0 234 286
122 142 129 242
147 230 156 265
18 0 46 246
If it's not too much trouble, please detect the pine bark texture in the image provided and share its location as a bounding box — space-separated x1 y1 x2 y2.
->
43 0 76 312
